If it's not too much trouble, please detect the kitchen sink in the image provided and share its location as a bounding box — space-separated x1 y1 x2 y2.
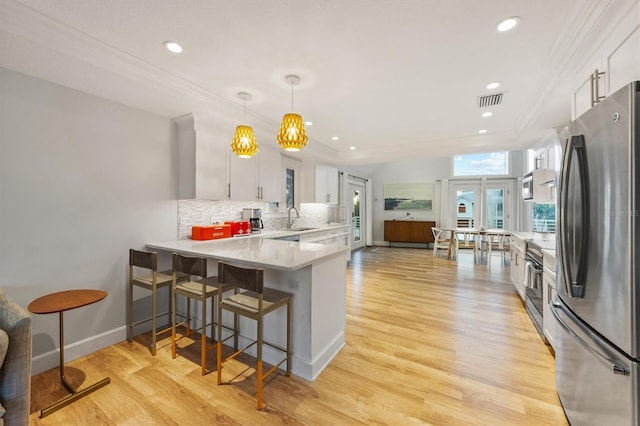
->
274 234 300 242
287 227 318 232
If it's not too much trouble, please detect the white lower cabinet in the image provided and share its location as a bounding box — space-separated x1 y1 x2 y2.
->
510 236 527 301
542 251 557 349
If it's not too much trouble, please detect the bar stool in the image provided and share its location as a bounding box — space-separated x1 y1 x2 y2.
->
128 249 188 355
216 261 292 410
171 253 233 375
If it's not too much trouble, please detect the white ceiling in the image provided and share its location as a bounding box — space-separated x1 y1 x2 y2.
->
0 0 617 165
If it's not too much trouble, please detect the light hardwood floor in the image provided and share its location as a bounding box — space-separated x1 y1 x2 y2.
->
29 247 567 425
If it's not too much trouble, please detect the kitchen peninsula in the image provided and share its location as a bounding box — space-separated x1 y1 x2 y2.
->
147 228 349 381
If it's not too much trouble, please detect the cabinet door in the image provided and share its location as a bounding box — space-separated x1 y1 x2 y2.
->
257 149 281 202
384 221 410 242
229 154 257 200
510 249 517 284
543 272 556 348
315 165 339 204
603 11 640 97
409 222 430 243
176 114 228 200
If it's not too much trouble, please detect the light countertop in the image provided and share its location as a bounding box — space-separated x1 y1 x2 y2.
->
147 224 350 271
510 231 556 247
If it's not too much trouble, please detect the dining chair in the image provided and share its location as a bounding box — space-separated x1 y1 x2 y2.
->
482 232 511 265
128 249 188 355
455 230 479 262
216 261 292 410
432 228 457 260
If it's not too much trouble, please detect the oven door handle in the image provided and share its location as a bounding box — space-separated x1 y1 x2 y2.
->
525 260 542 288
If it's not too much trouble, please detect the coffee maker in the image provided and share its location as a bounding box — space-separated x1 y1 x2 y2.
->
242 208 263 233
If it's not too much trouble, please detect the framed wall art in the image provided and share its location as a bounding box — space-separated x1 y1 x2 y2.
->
383 183 433 211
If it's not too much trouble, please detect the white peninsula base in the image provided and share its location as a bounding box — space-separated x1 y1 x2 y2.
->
146 237 348 381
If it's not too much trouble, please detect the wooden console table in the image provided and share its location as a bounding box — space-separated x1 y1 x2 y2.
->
28 289 111 418
384 220 436 247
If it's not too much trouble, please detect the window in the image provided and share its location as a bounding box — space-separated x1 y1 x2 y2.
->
453 151 509 177
532 203 556 232
285 168 295 208
281 156 301 209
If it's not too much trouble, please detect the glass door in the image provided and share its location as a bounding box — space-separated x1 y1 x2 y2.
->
348 180 366 250
451 182 481 228
486 181 513 230
451 180 514 230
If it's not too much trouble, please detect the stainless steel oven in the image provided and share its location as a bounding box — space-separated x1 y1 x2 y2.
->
525 242 545 341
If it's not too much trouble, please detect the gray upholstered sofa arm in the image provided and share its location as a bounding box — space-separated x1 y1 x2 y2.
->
0 289 32 426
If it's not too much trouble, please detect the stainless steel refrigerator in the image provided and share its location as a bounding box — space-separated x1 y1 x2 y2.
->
553 81 640 425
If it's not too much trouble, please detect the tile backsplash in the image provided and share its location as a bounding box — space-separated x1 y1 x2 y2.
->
178 200 345 239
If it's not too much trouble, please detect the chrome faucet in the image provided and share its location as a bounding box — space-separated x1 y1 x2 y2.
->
287 206 300 229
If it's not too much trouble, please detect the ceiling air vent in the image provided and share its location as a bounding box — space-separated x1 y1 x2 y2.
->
477 92 504 108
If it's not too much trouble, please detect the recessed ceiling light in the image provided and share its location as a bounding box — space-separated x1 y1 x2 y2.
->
478 129 488 134
350 146 356 150
481 112 493 118
486 82 501 90
164 41 183 53
305 121 313 126
332 136 339 141
497 17 520 32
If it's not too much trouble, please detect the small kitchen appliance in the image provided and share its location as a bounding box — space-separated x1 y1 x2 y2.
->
242 208 263 233
224 221 252 236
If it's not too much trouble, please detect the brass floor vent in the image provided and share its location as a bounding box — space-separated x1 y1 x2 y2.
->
477 92 504 108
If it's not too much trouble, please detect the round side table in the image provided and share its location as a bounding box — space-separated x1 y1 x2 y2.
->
28 289 111 418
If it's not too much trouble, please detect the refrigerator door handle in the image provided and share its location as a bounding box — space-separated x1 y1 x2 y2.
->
551 300 628 376
558 134 590 298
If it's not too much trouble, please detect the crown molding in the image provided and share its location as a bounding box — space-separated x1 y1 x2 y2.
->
1 0 332 158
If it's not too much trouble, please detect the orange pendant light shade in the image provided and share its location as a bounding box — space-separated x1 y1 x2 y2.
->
231 125 259 158
230 92 258 158
277 75 308 152
277 113 308 151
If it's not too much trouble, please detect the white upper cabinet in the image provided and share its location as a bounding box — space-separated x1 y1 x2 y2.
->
571 4 640 119
257 149 281 202
228 154 256 200
175 113 228 200
303 164 339 204
228 148 281 202
316 165 339 204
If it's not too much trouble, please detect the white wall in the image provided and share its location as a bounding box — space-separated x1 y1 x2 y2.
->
0 67 179 371
343 151 528 244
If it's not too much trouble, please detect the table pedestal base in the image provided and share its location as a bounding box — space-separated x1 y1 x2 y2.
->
40 376 111 418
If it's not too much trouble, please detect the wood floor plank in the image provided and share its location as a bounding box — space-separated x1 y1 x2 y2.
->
29 247 567 425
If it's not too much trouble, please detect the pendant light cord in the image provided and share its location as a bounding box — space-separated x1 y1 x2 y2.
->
291 80 294 111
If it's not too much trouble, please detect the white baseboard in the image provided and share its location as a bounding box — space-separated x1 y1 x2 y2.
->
231 331 345 382
31 326 126 376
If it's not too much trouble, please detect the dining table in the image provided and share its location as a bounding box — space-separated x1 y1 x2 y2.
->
439 228 511 261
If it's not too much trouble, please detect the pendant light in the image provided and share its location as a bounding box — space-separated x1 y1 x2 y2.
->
277 74 308 152
231 92 259 158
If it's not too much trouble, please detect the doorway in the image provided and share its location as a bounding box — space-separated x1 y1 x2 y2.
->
347 179 366 251
486 181 511 229
451 182 481 228
450 179 514 230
